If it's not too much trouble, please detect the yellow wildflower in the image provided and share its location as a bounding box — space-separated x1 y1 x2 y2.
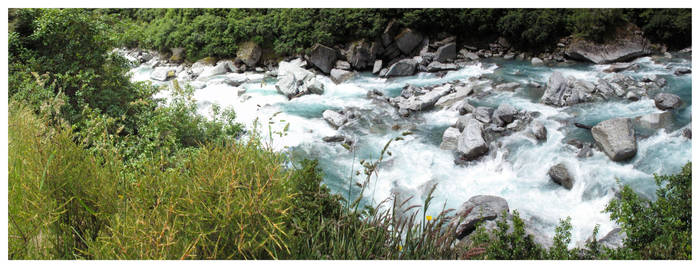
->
426 215 433 221
398 245 403 251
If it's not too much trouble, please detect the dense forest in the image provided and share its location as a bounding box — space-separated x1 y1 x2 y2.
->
7 8 692 260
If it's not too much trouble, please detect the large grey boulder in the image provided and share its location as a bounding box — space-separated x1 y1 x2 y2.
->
330 68 355 84
440 127 461 150
236 41 262 67
308 44 338 74
435 42 457 62
275 59 315 98
492 103 518 127
548 163 574 190
346 40 373 70
435 85 472 108
654 93 682 110
384 58 418 77
564 27 652 64
394 28 423 55
322 110 347 129
395 84 452 112
541 72 593 106
457 118 489 160
453 195 509 239
591 118 637 162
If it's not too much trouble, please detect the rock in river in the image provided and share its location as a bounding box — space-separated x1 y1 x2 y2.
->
457 118 488 160
591 118 637 162
548 163 574 190
322 110 347 129
453 195 509 239
654 93 682 110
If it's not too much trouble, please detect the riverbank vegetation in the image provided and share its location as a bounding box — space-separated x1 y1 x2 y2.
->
7 8 691 260
81 8 692 62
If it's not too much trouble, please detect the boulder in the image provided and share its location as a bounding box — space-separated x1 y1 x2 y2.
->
346 40 373 70
372 60 383 74
435 42 457 62
492 103 518 127
462 51 480 61
591 118 637 162
426 61 459 72
384 58 418 77
457 118 489 160
395 84 452 112
306 77 325 95
275 75 300 98
150 67 177 81
453 195 509 239
459 101 476 115
198 62 230 79
394 28 423 55
548 163 574 190
440 127 461 150
531 121 547 141
473 107 493 124
654 93 682 110
455 114 475 132
308 44 338 74
598 228 626 250
335 60 352 70
564 25 652 63
531 57 544 66
236 41 262 67
435 85 472 108
330 68 355 84
541 71 593 106
322 110 347 129
381 19 400 47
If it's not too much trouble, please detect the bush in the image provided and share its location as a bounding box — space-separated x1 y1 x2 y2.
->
604 163 692 259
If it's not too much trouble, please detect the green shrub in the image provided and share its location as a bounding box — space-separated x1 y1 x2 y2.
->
604 163 692 259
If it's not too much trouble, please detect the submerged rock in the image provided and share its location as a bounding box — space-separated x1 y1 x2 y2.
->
548 163 574 190
531 57 544 66
654 93 682 110
453 195 509 239
495 82 520 92
591 118 637 162
603 62 639 73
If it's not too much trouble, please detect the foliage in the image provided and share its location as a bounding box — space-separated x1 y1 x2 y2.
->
604 163 692 259
567 9 628 42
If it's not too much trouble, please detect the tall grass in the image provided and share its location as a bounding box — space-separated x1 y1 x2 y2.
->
9 100 466 260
